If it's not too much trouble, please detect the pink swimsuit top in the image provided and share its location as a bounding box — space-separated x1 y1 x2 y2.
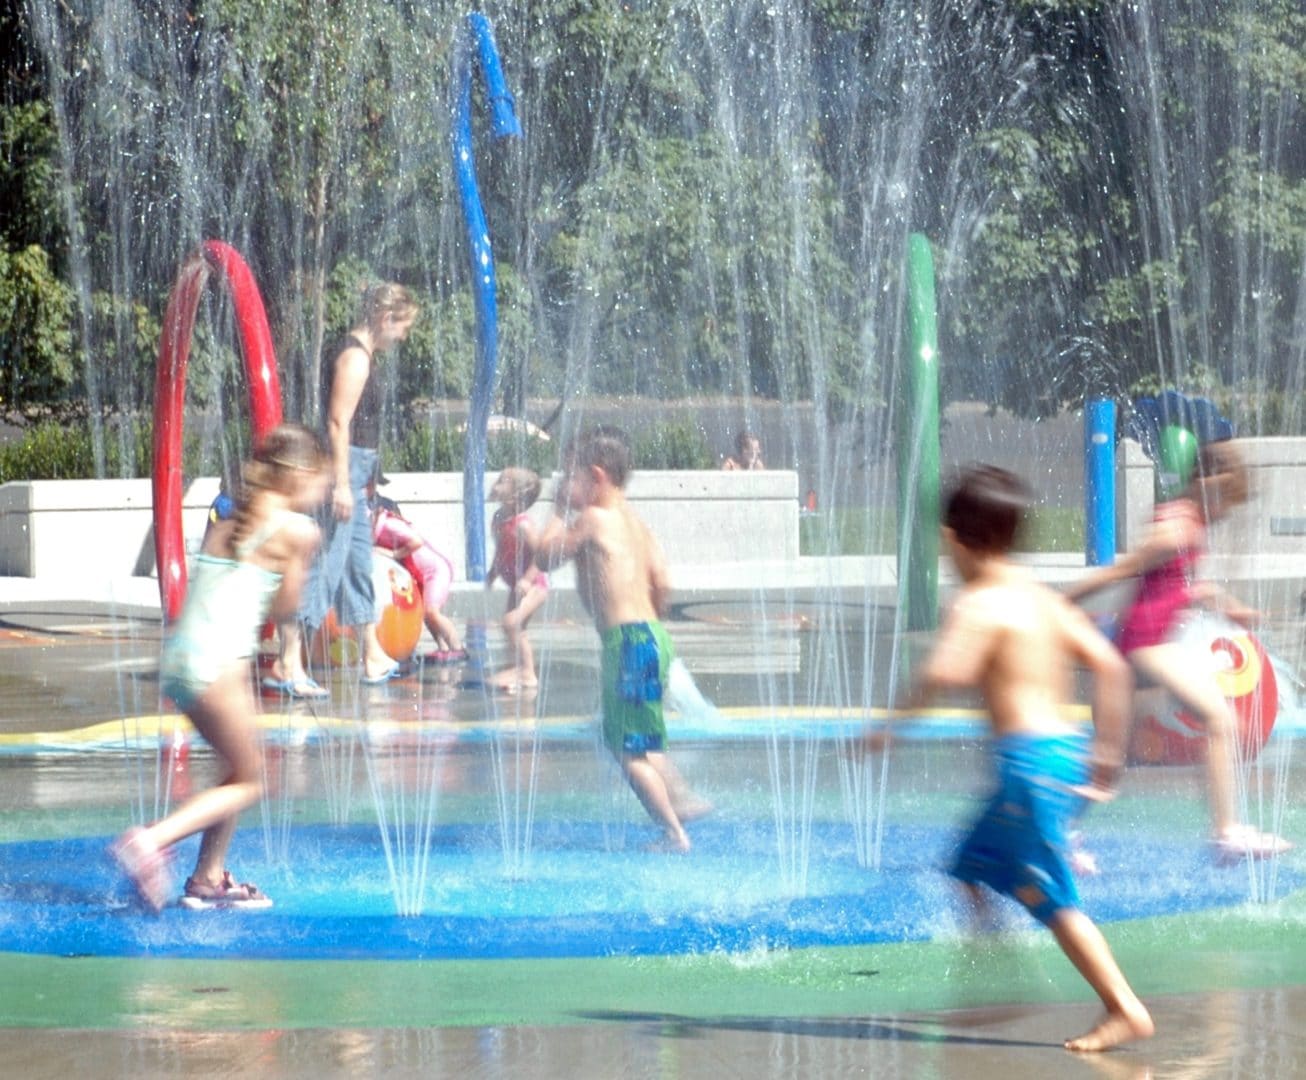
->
1115 499 1204 654
492 511 547 590
372 508 452 587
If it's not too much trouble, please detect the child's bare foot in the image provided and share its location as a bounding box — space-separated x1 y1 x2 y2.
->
1065 1003 1154 1052
489 668 537 691
110 827 171 913
674 797 714 823
1069 830 1100 877
643 830 691 854
1070 848 1100 877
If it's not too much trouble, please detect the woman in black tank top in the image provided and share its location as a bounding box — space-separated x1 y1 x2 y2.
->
272 283 420 692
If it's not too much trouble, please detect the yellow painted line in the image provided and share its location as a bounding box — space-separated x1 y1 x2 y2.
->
0 629 58 647
0 702 1093 749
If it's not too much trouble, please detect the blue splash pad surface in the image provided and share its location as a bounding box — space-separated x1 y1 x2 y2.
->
0 818 1291 961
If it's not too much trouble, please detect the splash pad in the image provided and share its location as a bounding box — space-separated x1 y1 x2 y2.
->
1 717 1297 964
1 596 1304 1035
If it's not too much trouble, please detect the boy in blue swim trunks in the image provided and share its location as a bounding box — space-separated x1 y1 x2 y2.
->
535 427 710 851
875 465 1153 1053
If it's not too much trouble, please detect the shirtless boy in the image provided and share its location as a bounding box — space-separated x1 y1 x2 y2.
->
884 464 1153 1052
534 427 710 851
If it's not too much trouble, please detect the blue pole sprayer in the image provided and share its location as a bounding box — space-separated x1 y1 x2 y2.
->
1084 397 1116 566
453 13 521 580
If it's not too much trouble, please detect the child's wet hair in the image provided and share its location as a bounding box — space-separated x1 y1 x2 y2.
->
944 464 1031 554
1193 439 1250 503
570 426 632 488
244 423 329 493
497 466 542 509
229 424 328 545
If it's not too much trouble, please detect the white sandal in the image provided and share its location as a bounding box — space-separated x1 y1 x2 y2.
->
1212 824 1293 864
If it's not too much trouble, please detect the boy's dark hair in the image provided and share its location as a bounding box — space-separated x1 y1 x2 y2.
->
944 464 1031 553
736 429 759 454
572 426 632 488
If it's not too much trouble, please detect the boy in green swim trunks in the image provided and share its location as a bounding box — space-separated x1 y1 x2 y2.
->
868 465 1153 1053
535 426 710 852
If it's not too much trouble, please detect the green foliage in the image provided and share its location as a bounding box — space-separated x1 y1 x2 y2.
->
551 126 867 408
632 421 714 470
486 431 558 475
0 421 96 481
799 505 1083 556
1188 1 1306 100
86 290 165 410
383 420 556 475
0 245 75 409
1210 151 1306 259
941 116 1106 416
0 416 143 481
322 257 377 342
0 101 66 259
8 0 1304 435
397 292 473 403
0 412 249 483
385 420 463 473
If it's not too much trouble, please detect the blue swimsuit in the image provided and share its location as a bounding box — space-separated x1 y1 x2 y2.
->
949 732 1089 925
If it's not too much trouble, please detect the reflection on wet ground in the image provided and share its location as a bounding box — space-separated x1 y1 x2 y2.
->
3 988 1306 1079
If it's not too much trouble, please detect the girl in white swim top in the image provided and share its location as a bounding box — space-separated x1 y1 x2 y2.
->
112 423 330 912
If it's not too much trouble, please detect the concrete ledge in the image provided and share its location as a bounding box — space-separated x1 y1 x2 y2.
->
0 469 800 583
3 550 1303 626
0 479 157 578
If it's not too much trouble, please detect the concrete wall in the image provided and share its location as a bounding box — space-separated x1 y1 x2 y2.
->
380 469 798 580
0 478 158 580
5 436 1302 587
0 469 799 581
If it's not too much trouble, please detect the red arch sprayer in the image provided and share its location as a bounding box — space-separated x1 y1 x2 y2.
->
153 240 283 623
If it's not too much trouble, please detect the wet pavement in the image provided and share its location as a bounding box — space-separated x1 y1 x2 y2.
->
2 989 1305 1078
3 584 1306 1078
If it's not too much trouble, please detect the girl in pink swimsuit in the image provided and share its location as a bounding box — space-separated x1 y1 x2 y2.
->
486 467 549 691
1067 440 1289 861
371 490 466 663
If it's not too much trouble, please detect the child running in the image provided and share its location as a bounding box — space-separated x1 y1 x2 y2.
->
1065 439 1290 861
877 464 1152 1052
534 427 710 852
485 467 550 691
111 424 330 911
370 475 466 664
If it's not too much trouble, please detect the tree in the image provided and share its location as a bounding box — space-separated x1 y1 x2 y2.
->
0 245 75 410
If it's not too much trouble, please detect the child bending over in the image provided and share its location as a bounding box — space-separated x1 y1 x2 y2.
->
371 480 465 664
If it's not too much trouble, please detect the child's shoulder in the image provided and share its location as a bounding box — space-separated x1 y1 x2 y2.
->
956 569 1046 617
267 509 320 550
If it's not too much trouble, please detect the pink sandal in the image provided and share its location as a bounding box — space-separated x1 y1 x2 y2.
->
109 826 171 913
425 649 469 665
179 870 273 910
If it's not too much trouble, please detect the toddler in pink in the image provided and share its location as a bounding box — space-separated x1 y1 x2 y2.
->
372 489 466 662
